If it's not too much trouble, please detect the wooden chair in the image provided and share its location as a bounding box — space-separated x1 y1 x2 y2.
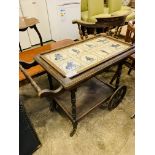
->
73 14 127 40
125 20 135 75
19 39 74 85
124 20 135 119
19 17 43 52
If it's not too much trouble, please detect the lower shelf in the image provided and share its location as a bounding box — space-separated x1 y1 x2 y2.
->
54 78 114 121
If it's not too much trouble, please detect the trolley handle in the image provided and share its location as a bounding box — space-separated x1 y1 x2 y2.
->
19 64 64 97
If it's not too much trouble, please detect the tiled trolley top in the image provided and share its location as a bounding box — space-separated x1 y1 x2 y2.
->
41 36 130 78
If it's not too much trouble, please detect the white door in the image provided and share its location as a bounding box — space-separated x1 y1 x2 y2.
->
19 5 31 50
20 0 52 45
46 0 81 41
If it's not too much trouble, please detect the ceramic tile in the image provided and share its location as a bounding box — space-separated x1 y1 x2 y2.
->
42 36 131 78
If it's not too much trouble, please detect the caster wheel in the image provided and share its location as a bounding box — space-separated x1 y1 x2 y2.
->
108 85 127 110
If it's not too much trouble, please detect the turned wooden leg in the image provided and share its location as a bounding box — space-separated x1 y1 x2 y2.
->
110 61 124 89
77 24 84 40
128 60 135 75
84 27 88 39
47 74 57 112
94 28 97 36
70 89 78 137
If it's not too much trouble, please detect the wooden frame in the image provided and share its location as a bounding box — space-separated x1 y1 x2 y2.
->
21 34 135 136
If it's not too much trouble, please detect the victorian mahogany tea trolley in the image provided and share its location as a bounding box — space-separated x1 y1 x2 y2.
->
20 34 134 136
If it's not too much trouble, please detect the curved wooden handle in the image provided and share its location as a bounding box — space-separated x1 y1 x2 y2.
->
19 64 64 97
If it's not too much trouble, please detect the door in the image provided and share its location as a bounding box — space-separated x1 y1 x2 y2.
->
46 0 81 41
20 0 52 45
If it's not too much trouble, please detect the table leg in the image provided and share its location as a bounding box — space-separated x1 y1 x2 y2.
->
70 89 78 137
128 60 135 75
77 24 84 40
84 27 88 39
32 25 43 46
110 61 123 89
47 73 57 111
19 42 22 52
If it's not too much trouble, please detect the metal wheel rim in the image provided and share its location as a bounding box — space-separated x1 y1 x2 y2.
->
108 86 127 110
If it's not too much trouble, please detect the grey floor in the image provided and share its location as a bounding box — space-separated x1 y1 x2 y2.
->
20 65 135 155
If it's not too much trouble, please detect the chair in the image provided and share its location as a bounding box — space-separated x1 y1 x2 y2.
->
81 0 135 23
125 20 135 75
19 17 43 52
124 20 135 119
73 0 134 39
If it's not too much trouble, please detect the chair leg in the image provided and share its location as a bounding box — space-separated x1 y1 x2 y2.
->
19 42 22 52
128 60 135 75
77 24 84 40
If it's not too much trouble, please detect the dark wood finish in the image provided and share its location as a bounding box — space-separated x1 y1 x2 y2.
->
19 60 38 69
110 60 124 88
72 15 127 39
19 43 22 52
70 89 78 136
32 24 43 46
35 34 134 90
19 64 64 98
128 54 135 74
55 78 114 122
125 20 135 44
24 34 134 136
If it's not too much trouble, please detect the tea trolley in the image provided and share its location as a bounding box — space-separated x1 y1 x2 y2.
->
20 34 134 136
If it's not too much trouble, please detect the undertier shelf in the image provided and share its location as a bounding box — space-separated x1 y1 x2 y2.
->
54 78 114 121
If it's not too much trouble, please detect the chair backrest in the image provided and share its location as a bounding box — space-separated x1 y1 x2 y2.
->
125 20 135 44
88 0 104 18
81 0 88 12
108 0 122 13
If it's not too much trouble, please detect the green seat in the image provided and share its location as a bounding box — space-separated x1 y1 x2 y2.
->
108 0 135 22
81 0 111 23
81 0 135 23
81 0 88 12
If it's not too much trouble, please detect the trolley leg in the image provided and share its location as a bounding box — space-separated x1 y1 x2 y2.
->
70 89 78 137
47 74 57 111
110 61 123 89
128 60 135 75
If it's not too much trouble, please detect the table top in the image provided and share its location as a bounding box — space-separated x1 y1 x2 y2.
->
19 17 39 29
35 34 135 90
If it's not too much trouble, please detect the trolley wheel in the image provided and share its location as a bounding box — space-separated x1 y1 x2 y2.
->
108 85 127 110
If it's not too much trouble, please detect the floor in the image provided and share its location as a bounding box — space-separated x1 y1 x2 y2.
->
20 64 135 155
